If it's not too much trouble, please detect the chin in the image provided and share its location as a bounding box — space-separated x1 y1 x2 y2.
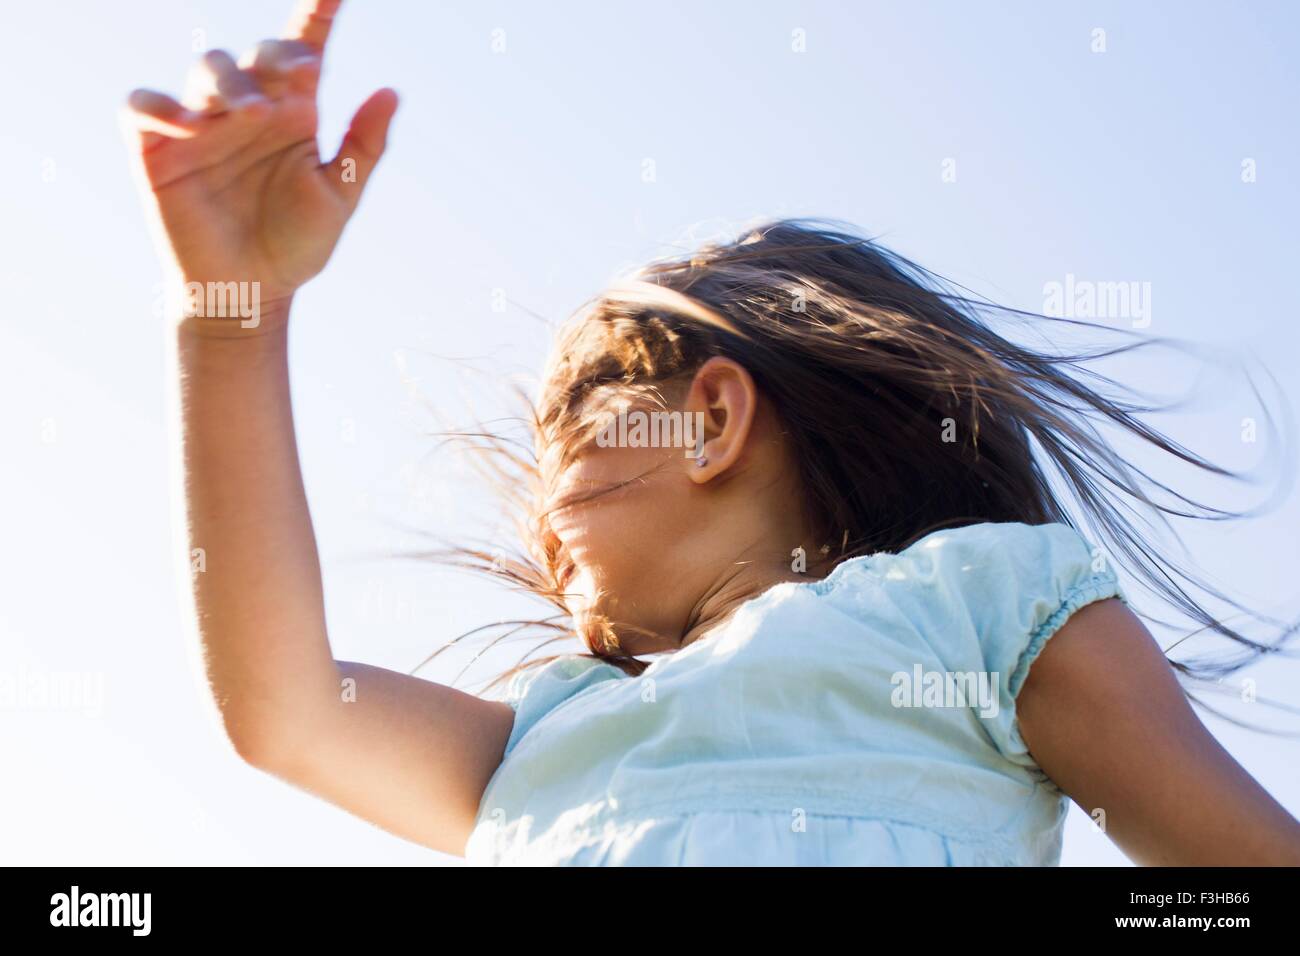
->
567 585 668 656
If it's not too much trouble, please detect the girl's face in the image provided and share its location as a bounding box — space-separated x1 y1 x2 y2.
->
545 439 702 654
541 358 817 655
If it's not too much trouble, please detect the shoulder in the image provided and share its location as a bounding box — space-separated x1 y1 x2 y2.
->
896 521 1119 622
497 653 626 755
902 520 1105 577
829 522 1120 623
904 521 1123 665
500 654 619 708
889 522 1129 768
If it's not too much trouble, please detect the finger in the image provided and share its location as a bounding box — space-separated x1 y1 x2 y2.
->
284 54 326 96
183 49 264 113
204 49 264 108
327 88 398 206
238 39 320 99
284 0 343 54
124 89 202 140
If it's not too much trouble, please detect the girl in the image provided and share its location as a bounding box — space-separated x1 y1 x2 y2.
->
125 0 1300 865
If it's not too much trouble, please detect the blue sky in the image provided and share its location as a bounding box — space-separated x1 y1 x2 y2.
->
2 1 1298 865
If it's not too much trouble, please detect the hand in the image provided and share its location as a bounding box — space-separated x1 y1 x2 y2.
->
123 0 397 322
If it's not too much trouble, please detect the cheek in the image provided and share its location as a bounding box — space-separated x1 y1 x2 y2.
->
551 493 646 592
549 456 686 600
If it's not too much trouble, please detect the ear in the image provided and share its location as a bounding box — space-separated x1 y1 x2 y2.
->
683 356 759 484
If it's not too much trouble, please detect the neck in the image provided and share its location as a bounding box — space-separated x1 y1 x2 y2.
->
677 550 824 649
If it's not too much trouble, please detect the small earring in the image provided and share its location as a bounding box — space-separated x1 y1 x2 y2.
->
695 455 709 468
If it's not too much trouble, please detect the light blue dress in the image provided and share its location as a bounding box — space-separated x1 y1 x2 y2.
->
465 521 1126 865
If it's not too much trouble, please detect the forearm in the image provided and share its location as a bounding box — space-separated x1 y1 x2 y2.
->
174 303 339 756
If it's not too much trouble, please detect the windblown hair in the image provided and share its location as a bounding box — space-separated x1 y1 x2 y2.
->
419 219 1294 715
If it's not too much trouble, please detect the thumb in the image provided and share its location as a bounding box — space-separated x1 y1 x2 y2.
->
328 87 398 204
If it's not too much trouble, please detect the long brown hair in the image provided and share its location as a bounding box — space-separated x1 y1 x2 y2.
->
415 219 1296 715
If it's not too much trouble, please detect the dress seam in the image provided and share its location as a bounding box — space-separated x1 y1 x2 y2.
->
1007 572 1126 699
588 789 1025 850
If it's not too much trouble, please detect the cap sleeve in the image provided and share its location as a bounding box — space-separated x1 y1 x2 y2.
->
496 654 624 756
898 522 1127 770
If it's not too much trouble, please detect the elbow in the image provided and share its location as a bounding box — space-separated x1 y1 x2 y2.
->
220 707 310 774
210 669 338 774
226 726 278 771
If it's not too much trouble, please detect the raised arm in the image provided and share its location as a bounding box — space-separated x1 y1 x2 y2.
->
125 0 513 855
1017 598 1300 865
